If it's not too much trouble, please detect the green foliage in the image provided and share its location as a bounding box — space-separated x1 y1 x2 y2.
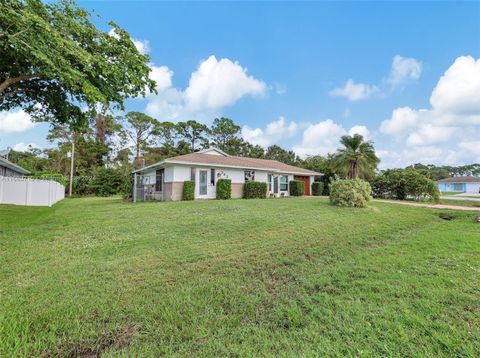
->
182 180 195 201
311 181 324 196
244 181 268 199
289 180 304 196
177 120 209 152
89 168 125 197
333 134 380 180
29 173 67 187
71 176 94 196
371 169 440 202
329 179 372 208
0 0 155 127
216 179 232 200
265 145 297 165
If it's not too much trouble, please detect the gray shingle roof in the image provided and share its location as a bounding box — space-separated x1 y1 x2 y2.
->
437 176 480 183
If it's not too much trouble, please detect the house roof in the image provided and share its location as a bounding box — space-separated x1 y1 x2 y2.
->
0 155 30 175
133 148 322 176
437 176 480 183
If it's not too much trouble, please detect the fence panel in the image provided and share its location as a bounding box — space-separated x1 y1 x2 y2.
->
0 176 65 207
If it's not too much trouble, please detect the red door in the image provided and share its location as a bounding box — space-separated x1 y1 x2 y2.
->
294 176 310 195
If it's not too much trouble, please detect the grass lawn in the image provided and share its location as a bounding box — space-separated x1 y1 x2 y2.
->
1 197 479 357
440 192 463 196
437 198 480 208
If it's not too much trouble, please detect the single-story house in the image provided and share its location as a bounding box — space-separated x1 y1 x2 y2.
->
132 148 321 201
437 176 480 193
0 152 30 177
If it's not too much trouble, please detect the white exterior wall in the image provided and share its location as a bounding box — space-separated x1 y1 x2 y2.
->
466 182 480 193
0 177 65 207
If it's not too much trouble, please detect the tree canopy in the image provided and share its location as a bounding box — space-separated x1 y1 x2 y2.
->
0 0 155 127
333 134 380 179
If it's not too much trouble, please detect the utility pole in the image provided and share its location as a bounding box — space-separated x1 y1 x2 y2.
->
69 138 75 197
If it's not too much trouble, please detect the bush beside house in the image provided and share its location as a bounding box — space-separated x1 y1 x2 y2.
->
289 180 304 196
244 181 268 199
311 181 323 196
216 179 231 200
182 180 195 200
329 179 372 208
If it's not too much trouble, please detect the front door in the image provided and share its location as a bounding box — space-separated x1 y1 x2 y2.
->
273 176 279 194
199 170 208 196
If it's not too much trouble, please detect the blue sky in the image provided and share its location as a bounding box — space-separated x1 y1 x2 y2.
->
1 1 479 168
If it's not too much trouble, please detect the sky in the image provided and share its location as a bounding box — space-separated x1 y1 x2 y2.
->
1 1 480 168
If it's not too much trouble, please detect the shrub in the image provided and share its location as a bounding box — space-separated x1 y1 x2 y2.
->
289 180 304 196
311 181 323 196
182 180 195 200
244 181 268 199
216 179 231 200
329 179 372 208
71 176 95 196
371 169 439 202
89 168 124 196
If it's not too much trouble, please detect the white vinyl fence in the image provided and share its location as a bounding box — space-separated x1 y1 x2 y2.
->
0 176 65 207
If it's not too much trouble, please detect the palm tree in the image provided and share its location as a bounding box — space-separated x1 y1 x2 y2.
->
333 134 380 179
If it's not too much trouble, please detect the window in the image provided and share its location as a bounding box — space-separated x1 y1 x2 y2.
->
155 169 164 192
268 174 272 191
280 175 288 191
244 170 255 182
190 168 196 181
211 169 215 185
453 183 464 192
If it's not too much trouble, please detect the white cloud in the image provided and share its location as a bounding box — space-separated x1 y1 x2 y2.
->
406 124 457 146
430 56 480 116
0 110 35 134
378 55 480 167
132 39 150 55
273 82 287 95
148 65 173 93
241 116 297 147
184 55 266 111
293 119 346 157
379 106 419 135
145 55 267 122
13 142 38 152
330 79 378 101
348 125 370 140
108 28 150 55
388 55 422 87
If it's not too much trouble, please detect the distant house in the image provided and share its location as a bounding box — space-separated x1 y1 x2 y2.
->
132 147 321 201
437 176 480 193
0 151 29 177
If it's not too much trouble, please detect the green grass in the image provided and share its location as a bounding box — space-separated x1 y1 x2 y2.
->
440 191 463 196
0 197 479 357
438 198 480 208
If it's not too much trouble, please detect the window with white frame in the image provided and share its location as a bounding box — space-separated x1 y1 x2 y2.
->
280 175 288 191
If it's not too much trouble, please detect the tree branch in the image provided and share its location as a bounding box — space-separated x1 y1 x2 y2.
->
0 74 37 93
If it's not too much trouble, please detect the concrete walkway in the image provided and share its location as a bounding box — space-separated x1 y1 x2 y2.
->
374 199 480 212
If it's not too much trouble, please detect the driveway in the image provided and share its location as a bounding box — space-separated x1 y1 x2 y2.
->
374 199 480 212
440 196 480 201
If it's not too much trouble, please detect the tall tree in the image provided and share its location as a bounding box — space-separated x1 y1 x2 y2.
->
0 0 155 127
333 134 379 179
265 145 297 165
177 120 209 152
153 121 179 150
209 117 241 151
120 112 157 161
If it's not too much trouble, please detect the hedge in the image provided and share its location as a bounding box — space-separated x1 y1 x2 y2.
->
244 181 267 199
289 180 304 196
216 179 231 200
182 180 195 200
311 181 323 196
329 179 372 208
89 168 125 197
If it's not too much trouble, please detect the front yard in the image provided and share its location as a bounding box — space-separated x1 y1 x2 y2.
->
0 197 479 356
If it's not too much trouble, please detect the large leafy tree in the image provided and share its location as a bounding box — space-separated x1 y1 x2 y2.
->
209 117 241 151
0 0 155 127
120 112 157 159
333 134 379 179
265 145 297 165
177 120 209 152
